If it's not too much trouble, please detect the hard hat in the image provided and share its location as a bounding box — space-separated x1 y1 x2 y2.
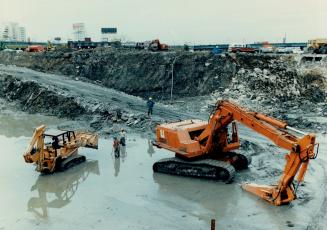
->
149 97 152 100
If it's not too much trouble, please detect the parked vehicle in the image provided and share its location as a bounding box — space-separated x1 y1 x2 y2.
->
229 45 257 53
26 45 45 52
307 38 327 53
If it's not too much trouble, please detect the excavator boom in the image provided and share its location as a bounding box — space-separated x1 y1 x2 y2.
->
154 100 317 205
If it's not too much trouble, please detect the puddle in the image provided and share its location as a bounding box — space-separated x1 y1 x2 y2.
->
0 112 326 229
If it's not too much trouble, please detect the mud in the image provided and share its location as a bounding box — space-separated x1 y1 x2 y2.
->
0 110 326 230
1 51 326 124
0 76 85 118
0 50 327 229
0 51 325 104
1 51 327 132
0 65 199 134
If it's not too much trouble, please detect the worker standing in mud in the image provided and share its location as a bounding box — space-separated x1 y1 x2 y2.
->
147 97 155 117
119 128 126 146
113 137 120 158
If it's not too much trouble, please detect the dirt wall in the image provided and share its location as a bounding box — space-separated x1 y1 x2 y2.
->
0 50 278 99
0 50 238 99
0 50 325 105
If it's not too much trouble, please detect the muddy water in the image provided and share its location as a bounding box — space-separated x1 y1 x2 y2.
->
0 113 326 230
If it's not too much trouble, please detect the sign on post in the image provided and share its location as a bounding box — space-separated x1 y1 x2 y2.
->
101 28 117 34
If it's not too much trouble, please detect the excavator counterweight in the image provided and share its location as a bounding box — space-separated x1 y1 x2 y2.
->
153 100 317 206
24 125 98 173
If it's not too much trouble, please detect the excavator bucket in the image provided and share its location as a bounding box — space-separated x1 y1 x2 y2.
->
75 132 99 149
241 183 296 206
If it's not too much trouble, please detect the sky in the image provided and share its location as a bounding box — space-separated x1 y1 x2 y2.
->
0 0 326 44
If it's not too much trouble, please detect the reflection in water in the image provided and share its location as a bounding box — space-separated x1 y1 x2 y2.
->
112 145 128 177
147 139 155 157
27 160 99 219
152 173 236 220
0 111 63 138
120 146 127 162
114 157 120 177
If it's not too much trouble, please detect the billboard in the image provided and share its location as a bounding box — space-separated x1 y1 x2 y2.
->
101 28 117 34
73 23 85 30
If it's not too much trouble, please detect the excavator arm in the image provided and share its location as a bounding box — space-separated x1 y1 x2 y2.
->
200 101 317 205
23 125 46 171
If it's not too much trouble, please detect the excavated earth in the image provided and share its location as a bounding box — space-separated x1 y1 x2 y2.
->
0 49 327 230
0 50 326 132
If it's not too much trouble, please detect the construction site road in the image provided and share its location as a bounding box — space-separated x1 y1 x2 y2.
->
0 64 201 133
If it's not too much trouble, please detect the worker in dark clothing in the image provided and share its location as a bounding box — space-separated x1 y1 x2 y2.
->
52 136 61 155
147 97 155 117
113 137 120 158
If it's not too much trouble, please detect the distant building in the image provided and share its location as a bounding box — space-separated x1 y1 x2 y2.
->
73 23 86 41
1 22 26 42
101 27 118 42
19 27 26 42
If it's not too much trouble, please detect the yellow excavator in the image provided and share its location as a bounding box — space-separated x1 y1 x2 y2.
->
24 125 98 173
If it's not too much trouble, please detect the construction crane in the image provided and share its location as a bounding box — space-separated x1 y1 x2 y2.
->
24 125 98 173
153 100 318 206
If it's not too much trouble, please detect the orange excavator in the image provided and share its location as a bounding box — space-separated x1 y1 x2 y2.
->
24 125 98 173
149 39 169 51
153 100 318 206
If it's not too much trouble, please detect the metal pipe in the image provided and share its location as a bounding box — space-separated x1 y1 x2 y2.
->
211 219 215 230
286 126 308 136
254 112 287 129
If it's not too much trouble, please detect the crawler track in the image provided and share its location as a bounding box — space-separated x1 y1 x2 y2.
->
153 157 236 182
58 155 86 171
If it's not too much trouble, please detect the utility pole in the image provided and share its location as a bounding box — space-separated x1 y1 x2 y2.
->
170 57 177 104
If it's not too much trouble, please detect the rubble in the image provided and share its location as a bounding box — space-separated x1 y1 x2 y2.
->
0 51 326 132
0 74 163 133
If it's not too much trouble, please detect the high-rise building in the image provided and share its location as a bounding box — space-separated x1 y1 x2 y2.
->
1 22 26 41
19 27 26 42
